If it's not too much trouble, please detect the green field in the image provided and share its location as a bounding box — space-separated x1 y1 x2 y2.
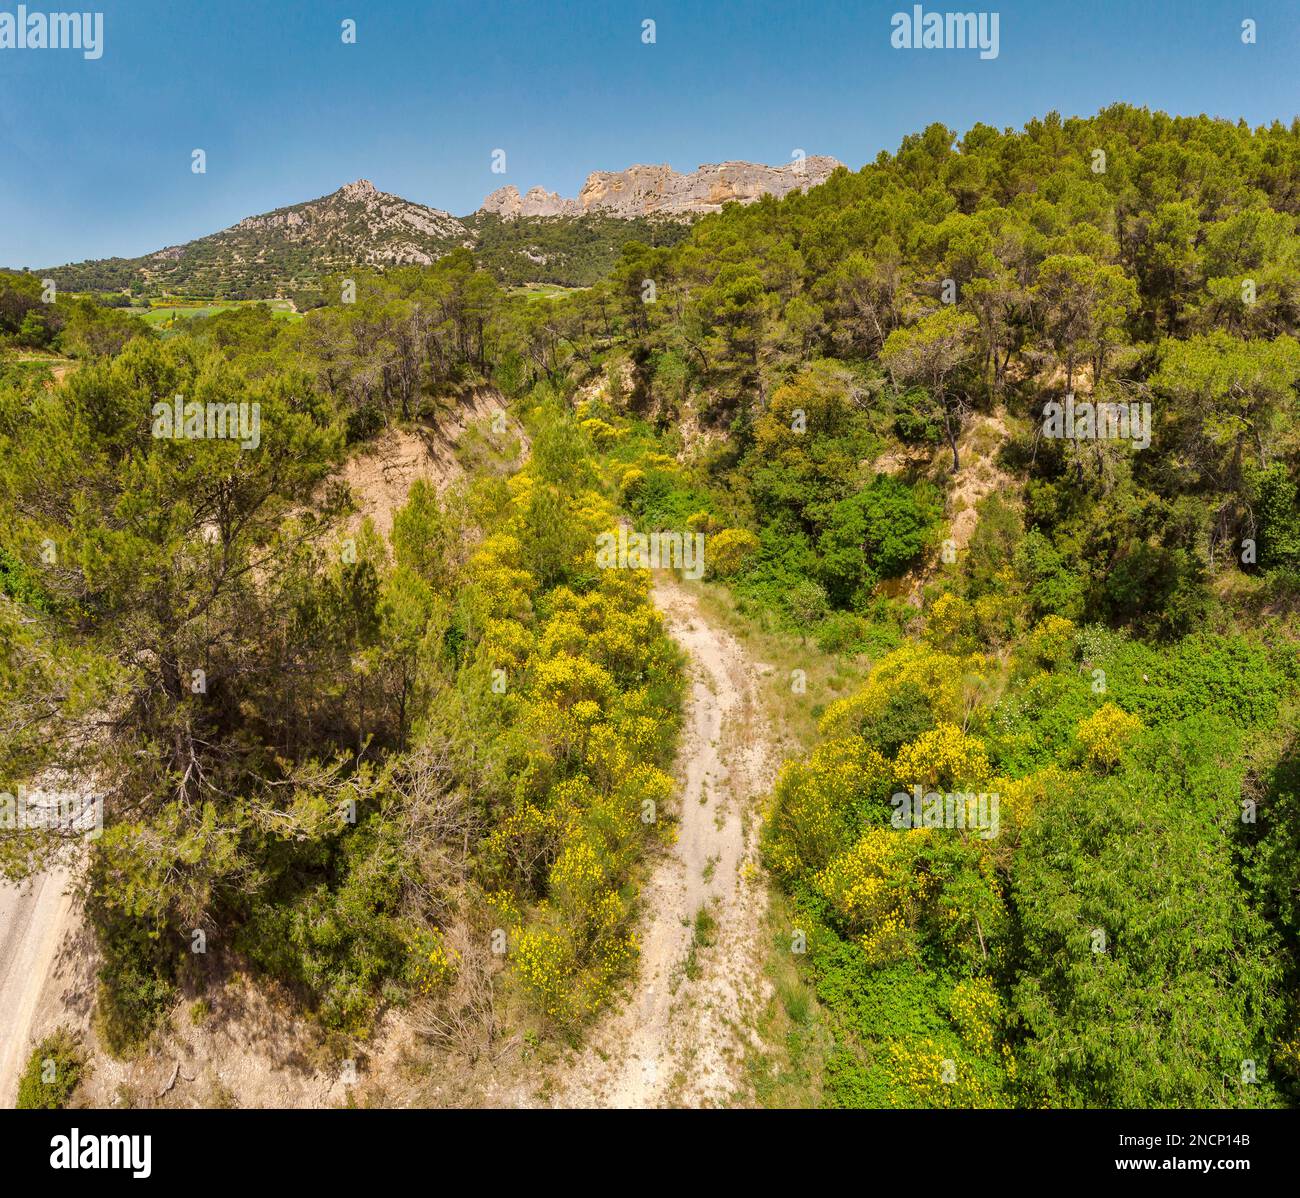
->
133 299 301 329
509 282 585 302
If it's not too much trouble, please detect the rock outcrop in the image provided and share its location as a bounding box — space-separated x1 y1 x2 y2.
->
231 179 469 265
481 185 581 219
479 156 842 220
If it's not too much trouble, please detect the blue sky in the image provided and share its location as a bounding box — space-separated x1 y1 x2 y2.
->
1 0 1297 268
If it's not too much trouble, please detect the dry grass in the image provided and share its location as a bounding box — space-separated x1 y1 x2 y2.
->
685 579 872 758
740 890 832 1108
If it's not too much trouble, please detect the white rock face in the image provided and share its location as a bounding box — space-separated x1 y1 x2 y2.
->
480 157 842 220
482 184 581 219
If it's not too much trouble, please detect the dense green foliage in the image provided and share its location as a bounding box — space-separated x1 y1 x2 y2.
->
0 264 682 1046
40 203 693 302
4 105 1300 1108
1 268 149 356
465 212 692 288
541 107 1300 643
545 104 1300 1108
15 1030 85 1109
41 185 468 301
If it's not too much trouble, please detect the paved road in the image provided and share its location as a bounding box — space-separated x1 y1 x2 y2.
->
0 866 75 1106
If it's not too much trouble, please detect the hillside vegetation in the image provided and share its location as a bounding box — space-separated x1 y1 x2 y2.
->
3 104 1300 1107
41 180 471 303
36 186 695 305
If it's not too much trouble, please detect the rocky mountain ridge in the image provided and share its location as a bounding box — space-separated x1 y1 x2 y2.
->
42 156 844 297
45 179 472 298
481 156 842 219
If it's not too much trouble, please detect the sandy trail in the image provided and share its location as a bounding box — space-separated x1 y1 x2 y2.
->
0 864 77 1105
542 574 777 1108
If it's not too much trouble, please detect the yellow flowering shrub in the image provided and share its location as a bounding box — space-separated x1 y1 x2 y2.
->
611 762 675 832
463 406 682 1032
882 1038 1002 1108
506 471 533 502
1021 613 1076 669
1076 702 1143 769
706 527 761 579
464 534 537 622
570 488 617 536
580 721 633 791
587 608 670 681
537 612 588 659
641 452 677 471
513 922 580 1024
480 618 535 669
550 834 609 914
403 927 459 997
513 895 639 1030
484 887 521 931
592 566 653 613
819 641 985 740
949 977 1001 1055
1275 1035 1300 1081
606 707 665 762
531 654 616 710
892 723 992 790
619 467 646 500
814 828 931 965
924 592 974 649
580 417 622 446
765 736 890 878
483 803 565 893
810 820 1007 971
517 699 585 771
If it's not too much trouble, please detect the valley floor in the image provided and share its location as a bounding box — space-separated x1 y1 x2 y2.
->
535 574 779 1108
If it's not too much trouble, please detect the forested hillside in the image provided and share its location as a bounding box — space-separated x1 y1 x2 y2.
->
38 185 695 303
42 180 472 302
3 104 1300 1108
464 211 692 288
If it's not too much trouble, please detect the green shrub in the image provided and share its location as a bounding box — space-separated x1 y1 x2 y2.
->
16 1030 85 1109
0 545 53 611
88 890 179 1057
814 611 873 655
817 476 938 607
238 815 417 1032
1253 463 1300 570
966 493 1023 595
707 527 761 579
345 403 384 444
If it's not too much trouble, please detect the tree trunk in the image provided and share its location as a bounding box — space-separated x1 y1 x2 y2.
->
942 400 961 473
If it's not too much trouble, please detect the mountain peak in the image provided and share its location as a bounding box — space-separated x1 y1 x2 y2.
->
481 183 580 219
338 178 379 199
45 179 471 297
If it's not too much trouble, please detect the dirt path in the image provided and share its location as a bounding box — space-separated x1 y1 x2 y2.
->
0 864 77 1105
541 574 778 1108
